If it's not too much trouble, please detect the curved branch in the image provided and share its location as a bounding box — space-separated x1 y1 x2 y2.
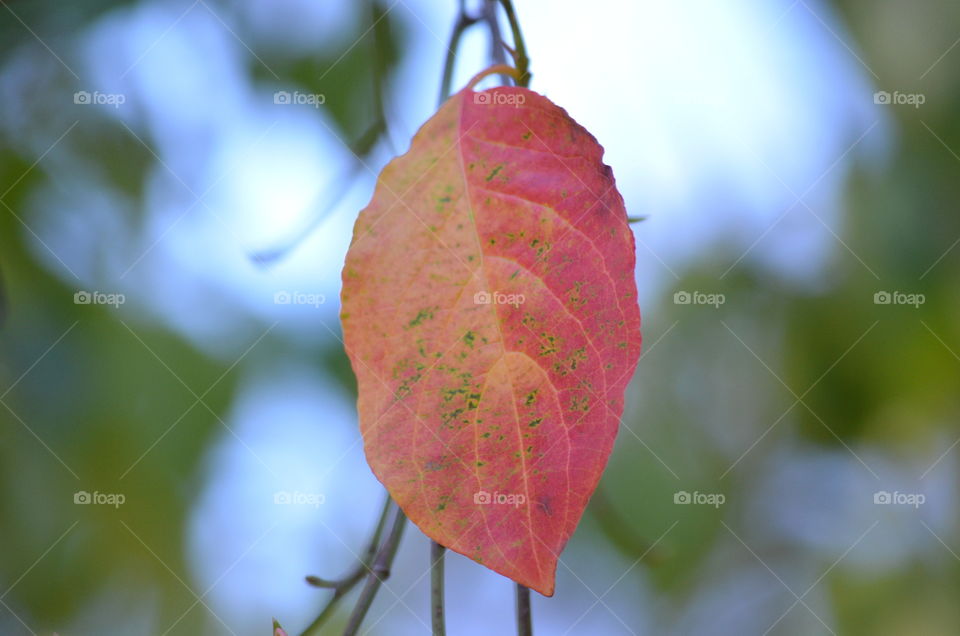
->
299 495 394 635
439 1 481 105
497 0 530 87
342 506 408 635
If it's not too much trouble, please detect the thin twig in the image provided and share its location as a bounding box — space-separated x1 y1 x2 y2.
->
482 0 512 87
430 541 446 635
497 0 530 86
439 0 480 105
516 584 532 636
342 506 408 635
299 495 394 635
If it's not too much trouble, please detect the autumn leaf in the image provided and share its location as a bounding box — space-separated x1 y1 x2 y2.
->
340 83 641 596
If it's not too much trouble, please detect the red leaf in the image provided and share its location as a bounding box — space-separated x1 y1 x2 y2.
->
341 85 641 596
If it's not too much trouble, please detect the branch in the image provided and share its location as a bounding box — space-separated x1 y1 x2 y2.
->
430 541 446 635
497 0 530 87
342 505 408 635
482 0 512 87
516 584 532 636
299 495 394 635
439 0 480 105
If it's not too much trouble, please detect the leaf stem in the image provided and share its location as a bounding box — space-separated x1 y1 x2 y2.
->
465 64 523 91
430 541 446 635
342 505 408 635
516 584 532 636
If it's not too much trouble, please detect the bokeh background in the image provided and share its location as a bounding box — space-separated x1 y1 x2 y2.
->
1 0 959 634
